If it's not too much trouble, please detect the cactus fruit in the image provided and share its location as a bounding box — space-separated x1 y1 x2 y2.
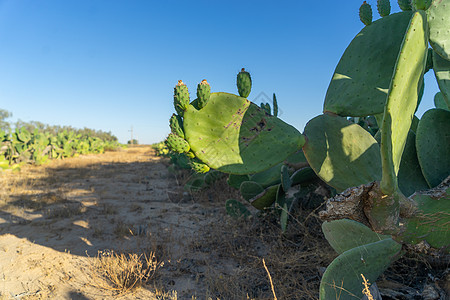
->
169 114 184 138
377 0 391 17
359 1 373 26
236 68 252 98
196 79 211 109
174 80 190 115
189 157 210 173
324 11 413 116
272 93 278 117
427 0 450 60
165 133 190 153
398 0 412 10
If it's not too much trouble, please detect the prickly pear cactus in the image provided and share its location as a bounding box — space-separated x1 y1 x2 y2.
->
377 0 391 17
415 108 450 187
196 79 211 109
189 157 210 173
413 0 432 10
398 0 412 11
324 11 413 116
427 0 450 60
236 68 252 98
303 114 381 192
432 49 450 103
183 92 305 174
272 93 278 117
165 133 190 153
359 1 373 25
169 114 185 138
174 80 190 116
319 238 402 300
225 199 251 218
434 92 450 110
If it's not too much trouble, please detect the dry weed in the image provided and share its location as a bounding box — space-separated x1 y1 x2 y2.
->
88 249 162 295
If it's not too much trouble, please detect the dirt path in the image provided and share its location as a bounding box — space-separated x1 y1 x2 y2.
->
0 146 229 299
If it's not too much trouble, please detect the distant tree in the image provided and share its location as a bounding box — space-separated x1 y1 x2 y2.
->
127 139 139 145
0 109 12 132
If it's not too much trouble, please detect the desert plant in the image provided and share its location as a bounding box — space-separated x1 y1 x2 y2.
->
165 1 449 298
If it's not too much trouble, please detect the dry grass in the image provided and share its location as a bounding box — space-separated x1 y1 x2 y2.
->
87 249 162 295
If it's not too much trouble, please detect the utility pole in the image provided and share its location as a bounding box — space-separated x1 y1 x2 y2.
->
129 126 133 144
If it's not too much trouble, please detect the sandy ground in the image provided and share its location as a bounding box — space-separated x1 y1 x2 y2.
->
0 146 227 299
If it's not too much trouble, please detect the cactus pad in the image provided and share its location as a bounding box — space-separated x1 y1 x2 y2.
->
183 92 305 175
322 219 391 254
380 11 428 194
272 93 278 117
434 92 450 110
250 163 282 188
319 238 402 300
227 174 250 189
225 199 251 218
427 0 450 60
324 12 413 116
432 49 450 104
249 184 279 210
416 108 450 187
398 0 412 11
303 114 381 192
240 181 264 201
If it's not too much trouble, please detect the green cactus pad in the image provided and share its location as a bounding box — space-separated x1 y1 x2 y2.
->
227 174 250 189
399 188 450 251
397 131 430 196
280 164 292 192
434 92 450 110
377 0 391 17
290 167 317 186
319 238 402 300
249 184 279 210
427 0 450 60
166 133 190 153
303 114 381 192
272 93 278 117
240 181 264 201
183 92 305 175
236 68 252 98
225 199 251 218
359 1 373 25
410 115 420 133
413 0 432 10
250 163 282 188
416 108 450 187
322 219 391 255
398 0 412 10
380 11 428 194
184 175 206 191
196 79 211 109
169 114 185 139
324 12 413 117
204 170 225 185
432 50 450 104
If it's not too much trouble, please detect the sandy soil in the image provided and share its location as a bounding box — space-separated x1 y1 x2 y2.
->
0 146 229 299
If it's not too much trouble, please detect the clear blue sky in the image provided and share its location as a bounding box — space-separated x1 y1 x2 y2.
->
0 1 439 144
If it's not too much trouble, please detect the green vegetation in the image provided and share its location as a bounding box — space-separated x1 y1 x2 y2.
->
0 111 122 170
163 1 449 299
